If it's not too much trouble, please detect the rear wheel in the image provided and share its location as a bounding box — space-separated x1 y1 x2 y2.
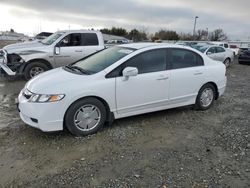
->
65 98 107 136
24 62 49 80
195 83 216 110
223 58 231 68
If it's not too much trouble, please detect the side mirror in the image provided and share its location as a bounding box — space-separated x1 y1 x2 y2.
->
122 67 138 80
207 51 212 55
55 47 60 55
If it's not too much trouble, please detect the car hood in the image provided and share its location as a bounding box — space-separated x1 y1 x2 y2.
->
26 68 88 94
3 41 47 54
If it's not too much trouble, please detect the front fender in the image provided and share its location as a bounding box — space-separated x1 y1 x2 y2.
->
18 52 52 64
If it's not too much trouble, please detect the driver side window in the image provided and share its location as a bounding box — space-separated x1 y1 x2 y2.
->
125 49 167 74
60 33 81 47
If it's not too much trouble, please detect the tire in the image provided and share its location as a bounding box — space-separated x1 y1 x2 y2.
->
24 62 49 80
195 83 216 111
65 97 107 136
223 58 231 68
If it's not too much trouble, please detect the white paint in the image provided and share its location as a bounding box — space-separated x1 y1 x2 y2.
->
17 43 227 133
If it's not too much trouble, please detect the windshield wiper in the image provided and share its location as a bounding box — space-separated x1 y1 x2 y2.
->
65 65 92 75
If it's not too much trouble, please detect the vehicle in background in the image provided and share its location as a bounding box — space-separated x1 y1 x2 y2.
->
238 48 250 65
175 41 198 47
0 30 105 80
193 45 234 68
18 43 227 136
229 44 240 56
106 39 130 44
212 41 229 49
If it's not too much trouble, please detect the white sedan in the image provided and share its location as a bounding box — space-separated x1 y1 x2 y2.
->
193 45 234 68
18 43 227 136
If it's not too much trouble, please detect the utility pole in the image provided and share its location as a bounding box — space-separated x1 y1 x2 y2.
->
206 27 209 41
193 16 199 39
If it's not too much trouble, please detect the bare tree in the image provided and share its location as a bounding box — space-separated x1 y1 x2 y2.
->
179 32 193 41
209 29 228 41
196 29 208 41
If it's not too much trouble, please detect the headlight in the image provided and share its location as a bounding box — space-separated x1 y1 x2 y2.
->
29 93 65 103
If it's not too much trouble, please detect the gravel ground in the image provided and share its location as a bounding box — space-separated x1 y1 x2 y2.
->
0 60 249 187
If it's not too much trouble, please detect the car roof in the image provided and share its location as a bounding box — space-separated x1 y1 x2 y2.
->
56 30 101 34
118 42 192 50
198 45 220 48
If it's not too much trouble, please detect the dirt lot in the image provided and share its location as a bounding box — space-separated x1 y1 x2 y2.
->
0 60 249 187
0 40 18 48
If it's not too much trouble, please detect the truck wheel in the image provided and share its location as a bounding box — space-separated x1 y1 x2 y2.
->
65 97 107 136
24 62 49 80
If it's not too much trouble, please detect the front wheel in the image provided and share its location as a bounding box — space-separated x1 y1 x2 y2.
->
195 83 216 110
65 98 107 136
24 62 49 80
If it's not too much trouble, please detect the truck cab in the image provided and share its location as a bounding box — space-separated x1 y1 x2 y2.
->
0 30 105 80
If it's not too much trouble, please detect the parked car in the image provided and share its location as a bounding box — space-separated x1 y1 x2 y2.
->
17 43 227 136
229 45 240 56
0 30 105 79
238 48 250 64
212 41 229 49
193 45 234 67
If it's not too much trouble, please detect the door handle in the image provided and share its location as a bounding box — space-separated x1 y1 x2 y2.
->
193 72 203 75
157 77 169 80
75 50 83 52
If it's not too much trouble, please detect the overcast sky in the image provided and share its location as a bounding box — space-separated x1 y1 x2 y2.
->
0 0 249 40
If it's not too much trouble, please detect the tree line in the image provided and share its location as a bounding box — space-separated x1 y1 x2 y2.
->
100 27 228 42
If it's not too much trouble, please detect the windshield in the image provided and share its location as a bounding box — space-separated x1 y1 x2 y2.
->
41 32 65 45
196 46 209 53
72 47 135 74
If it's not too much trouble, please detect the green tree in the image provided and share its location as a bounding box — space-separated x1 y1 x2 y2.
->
100 27 128 36
128 29 147 42
154 30 179 40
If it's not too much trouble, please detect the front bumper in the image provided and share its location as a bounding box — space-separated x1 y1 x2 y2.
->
18 90 65 132
0 60 16 76
0 49 16 76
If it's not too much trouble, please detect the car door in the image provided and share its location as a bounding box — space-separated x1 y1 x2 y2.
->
54 33 84 67
215 47 226 62
82 33 103 57
168 48 205 103
206 47 218 61
115 49 170 115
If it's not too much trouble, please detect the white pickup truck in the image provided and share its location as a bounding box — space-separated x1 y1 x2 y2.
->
0 30 105 79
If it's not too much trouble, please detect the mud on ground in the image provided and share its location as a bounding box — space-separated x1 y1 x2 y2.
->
0 60 249 187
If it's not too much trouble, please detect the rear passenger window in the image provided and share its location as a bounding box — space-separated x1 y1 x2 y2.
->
125 49 167 74
169 49 203 69
82 33 99 46
216 47 225 53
